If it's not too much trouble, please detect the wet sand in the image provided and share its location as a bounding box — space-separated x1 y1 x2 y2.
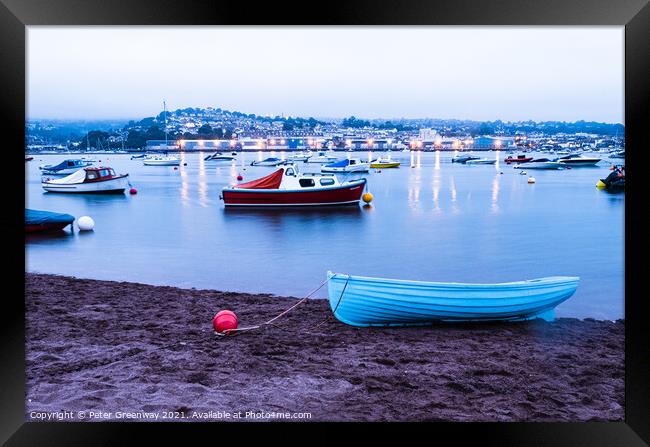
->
25 273 624 422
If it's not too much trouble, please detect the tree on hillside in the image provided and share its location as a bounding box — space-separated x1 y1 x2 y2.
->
198 124 213 135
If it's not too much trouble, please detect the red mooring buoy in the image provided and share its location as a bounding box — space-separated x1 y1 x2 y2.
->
213 310 238 334
237 175 243 181
129 188 137 195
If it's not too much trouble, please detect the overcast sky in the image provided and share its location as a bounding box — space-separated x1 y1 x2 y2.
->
27 27 624 123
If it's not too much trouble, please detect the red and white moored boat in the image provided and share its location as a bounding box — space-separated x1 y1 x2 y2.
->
42 166 129 194
221 165 367 207
504 155 533 164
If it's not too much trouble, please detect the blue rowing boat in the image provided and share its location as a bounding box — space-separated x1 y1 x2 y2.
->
327 272 579 326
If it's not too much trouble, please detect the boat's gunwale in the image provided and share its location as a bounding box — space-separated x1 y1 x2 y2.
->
327 271 579 290
223 178 366 194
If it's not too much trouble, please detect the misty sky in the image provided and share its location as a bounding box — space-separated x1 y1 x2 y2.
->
27 27 624 123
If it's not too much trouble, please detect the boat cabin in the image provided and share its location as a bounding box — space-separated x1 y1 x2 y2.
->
84 167 118 181
234 165 342 190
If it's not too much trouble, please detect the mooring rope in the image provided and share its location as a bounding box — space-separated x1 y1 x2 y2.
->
309 274 350 331
216 276 335 337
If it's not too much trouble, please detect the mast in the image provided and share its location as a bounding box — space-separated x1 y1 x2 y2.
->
163 99 168 150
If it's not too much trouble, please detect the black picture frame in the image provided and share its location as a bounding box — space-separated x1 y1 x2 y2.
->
2 0 648 444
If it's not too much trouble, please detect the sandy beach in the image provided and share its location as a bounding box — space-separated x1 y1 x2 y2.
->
25 273 624 422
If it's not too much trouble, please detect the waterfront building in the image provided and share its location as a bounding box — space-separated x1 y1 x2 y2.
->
345 138 393 150
145 140 181 151
472 136 516 149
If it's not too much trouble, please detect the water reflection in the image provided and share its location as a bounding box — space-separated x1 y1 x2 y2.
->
25 229 75 244
449 175 459 213
432 166 441 213
408 161 422 211
180 163 189 205
491 173 501 213
222 206 364 230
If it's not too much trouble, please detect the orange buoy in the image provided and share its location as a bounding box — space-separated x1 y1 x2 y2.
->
129 188 137 195
213 310 238 334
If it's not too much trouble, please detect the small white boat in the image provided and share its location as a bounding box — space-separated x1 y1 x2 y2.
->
143 154 180 166
285 151 312 162
321 158 370 173
204 152 235 162
307 151 338 164
555 154 601 166
452 155 481 164
465 158 496 165
42 166 129 194
251 157 286 167
514 158 564 169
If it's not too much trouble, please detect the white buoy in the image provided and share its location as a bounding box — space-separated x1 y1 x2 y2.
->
528 177 536 184
78 216 95 231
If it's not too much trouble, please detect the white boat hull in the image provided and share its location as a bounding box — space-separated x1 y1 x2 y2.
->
40 168 84 175
321 164 370 173
558 160 601 166
514 162 564 169
465 159 496 165
251 161 286 166
42 175 129 193
143 157 180 166
205 157 235 162
307 157 337 164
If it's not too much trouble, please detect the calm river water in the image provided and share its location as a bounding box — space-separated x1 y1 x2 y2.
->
26 151 624 319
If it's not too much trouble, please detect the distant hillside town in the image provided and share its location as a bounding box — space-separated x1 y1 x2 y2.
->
26 106 625 153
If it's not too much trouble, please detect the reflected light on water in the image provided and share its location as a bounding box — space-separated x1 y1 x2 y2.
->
432 167 441 213
449 175 459 213
180 167 189 205
198 153 205 177
197 155 208 206
491 173 501 213
434 151 441 170
408 163 421 211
